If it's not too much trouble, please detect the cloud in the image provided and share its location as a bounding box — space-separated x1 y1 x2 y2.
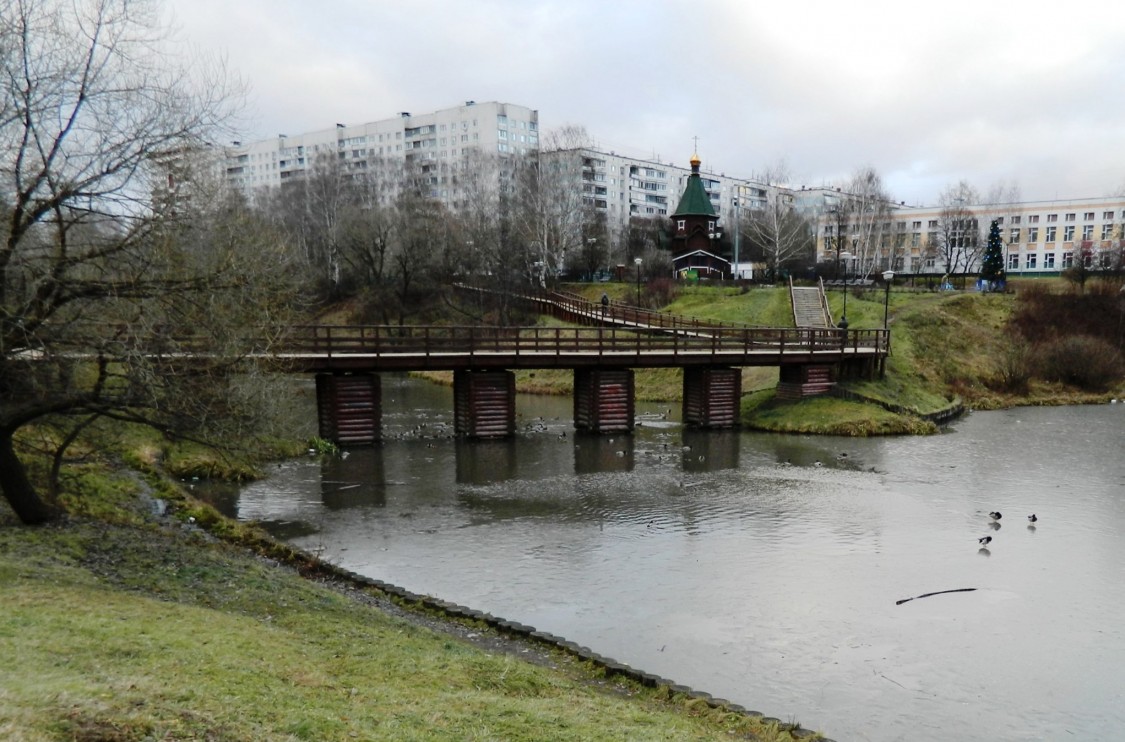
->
165 0 1125 204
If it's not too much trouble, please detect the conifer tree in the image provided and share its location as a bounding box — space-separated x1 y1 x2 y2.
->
980 219 1006 289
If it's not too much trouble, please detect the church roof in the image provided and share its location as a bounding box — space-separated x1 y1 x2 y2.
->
672 153 716 218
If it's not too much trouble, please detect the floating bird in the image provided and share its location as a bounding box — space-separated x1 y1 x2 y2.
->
978 536 992 546
1027 513 1038 523
989 511 1002 520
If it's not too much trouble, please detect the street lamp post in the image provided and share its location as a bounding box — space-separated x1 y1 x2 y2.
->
838 251 851 330
882 270 895 329
708 228 722 280
634 257 643 306
732 194 741 282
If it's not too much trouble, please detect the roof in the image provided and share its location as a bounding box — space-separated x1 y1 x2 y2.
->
672 154 716 218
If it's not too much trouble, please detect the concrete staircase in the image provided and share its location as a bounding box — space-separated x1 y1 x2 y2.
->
790 278 833 328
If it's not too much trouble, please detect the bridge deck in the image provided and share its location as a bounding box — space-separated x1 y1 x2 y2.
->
273 324 887 373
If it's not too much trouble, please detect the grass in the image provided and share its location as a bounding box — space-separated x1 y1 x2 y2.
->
1 429 824 741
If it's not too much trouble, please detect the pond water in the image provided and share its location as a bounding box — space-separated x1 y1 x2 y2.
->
219 376 1125 741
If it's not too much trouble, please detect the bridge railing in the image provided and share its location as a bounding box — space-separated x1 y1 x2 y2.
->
279 324 888 359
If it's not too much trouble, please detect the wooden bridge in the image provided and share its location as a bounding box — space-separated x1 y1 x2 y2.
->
286 288 887 445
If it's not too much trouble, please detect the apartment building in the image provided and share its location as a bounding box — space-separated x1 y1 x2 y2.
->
816 195 1125 276
540 147 775 239
222 101 539 205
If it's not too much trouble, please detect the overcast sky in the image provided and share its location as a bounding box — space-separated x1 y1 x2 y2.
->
166 0 1125 206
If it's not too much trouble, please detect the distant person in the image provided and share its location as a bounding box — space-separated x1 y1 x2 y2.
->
601 292 609 317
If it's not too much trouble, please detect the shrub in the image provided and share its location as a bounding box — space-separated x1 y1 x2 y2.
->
1032 335 1123 391
990 338 1034 393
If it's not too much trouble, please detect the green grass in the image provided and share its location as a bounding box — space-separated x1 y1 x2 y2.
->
1 427 823 742
0 507 818 741
388 282 1124 436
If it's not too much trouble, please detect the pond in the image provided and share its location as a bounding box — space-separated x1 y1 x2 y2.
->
217 376 1125 741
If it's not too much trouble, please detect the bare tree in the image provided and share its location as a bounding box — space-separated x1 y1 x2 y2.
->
743 163 813 281
931 181 981 281
830 168 895 280
0 0 300 523
516 126 599 282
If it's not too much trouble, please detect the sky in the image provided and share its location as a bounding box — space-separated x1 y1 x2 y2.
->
164 0 1125 206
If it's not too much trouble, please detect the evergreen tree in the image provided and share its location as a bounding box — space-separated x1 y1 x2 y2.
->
980 219 1006 289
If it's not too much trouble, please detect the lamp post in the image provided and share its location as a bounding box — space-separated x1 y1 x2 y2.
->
882 270 895 329
732 194 741 281
634 257 643 306
708 228 722 279
838 251 851 330
830 207 843 281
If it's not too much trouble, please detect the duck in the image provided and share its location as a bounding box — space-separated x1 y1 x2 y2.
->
1027 513 1038 523
978 536 992 546
989 511 1002 520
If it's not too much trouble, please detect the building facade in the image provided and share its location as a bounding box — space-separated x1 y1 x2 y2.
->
816 196 1125 277
222 101 539 206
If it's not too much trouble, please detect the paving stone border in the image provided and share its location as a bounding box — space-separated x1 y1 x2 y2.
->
318 561 835 741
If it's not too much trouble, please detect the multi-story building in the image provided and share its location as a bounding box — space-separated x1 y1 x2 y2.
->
539 146 775 240
222 101 539 206
816 196 1125 277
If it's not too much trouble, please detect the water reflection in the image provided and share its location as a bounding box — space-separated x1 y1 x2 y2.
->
681 428 740 472
321 449 386 509
574 433 634 473
455 439 519 484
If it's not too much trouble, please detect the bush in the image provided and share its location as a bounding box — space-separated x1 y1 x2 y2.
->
1032 335 1123 391
990 338 1034 393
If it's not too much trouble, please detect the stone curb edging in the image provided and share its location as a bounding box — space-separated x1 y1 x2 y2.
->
831 386 965 425
317 563 835 742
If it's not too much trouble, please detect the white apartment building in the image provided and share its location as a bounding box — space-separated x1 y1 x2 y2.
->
817 196 1125 276
541 147 775 238
222 101 539 205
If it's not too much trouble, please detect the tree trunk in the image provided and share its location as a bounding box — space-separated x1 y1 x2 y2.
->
0 431 59 525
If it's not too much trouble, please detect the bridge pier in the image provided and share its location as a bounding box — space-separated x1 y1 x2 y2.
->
682 366 741 428
573 368 635 434
316 373 382 446
776 364 835 399
454 369 516 438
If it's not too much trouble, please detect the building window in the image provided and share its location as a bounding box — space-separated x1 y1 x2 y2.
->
1064 225 1075 241
911 233 920 247
1083 212 1095 220
912 221 922 229
1011 215 1021 224
1102 224 1113 240
1104 211 1115 220
1047 213 1058 222
996 216 1004 225
1009 228 1019 244
676 219 685 230
1027 227 1038 242
1046 225 1056 242
1083 224 1094 240
1026 254 1037 269
1007 253 1019 270
1028 215 1040 223
1065 213 1075 221
1062 251 1073 268
928 220 938 228
1044 252 1055 269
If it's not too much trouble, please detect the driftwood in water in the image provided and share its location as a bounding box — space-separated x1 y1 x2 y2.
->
895 588 977 605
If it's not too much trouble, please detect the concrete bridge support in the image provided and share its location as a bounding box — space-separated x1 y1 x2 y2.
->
316 373 382 446
454 369 516 439
573 368 635 434
776 364 835 400
682 366 741 429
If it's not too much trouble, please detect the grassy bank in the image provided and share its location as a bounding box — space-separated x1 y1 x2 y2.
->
561 281 1123 434
0 437 824 741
